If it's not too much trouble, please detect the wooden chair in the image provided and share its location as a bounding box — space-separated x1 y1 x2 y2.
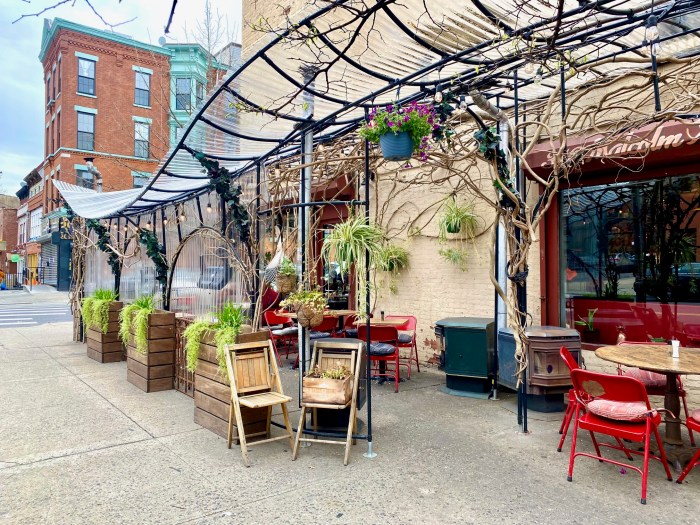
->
224 340 294 467
292 339 363 465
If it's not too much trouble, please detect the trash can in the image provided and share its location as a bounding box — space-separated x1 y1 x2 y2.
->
435 317 495 397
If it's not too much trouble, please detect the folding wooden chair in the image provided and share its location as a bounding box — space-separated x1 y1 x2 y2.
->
292 339 363 465
224 340 294 467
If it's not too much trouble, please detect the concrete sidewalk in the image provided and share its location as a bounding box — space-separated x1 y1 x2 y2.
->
1 322 699 524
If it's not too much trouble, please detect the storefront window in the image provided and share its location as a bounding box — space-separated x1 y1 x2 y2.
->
561 174 700 345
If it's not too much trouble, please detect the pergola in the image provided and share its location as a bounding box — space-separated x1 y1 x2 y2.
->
56 0 700 444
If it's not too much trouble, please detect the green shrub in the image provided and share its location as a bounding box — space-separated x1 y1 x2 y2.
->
81 288 118 334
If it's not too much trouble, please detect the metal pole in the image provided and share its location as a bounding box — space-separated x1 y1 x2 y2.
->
252 164 262 324
362 107 376 458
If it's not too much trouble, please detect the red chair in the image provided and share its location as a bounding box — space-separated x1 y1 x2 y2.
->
676 409 700 483
568 368 673 504
341 314 359 338
619 341 694 445
264 310 297 363
310 315 339 339
357 324 400 393
386 315 420 378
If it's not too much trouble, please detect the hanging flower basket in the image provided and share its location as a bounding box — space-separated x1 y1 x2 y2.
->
297 305 324 328
379 131 414 161
276 274 297 294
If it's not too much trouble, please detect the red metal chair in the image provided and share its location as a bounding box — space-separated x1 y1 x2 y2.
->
676 409 700 483
568 368 673 504
618 341 694 445
310 315 339 339
357 324 401 393
263 310 297 363
386 315 419 378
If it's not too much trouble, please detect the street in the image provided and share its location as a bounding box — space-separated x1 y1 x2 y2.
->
0 302 72 327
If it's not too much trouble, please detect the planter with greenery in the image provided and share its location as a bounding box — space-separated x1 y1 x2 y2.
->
119 295 176 393
437 198 478 271
359 102 439 161
302 365 353 405
321 215 384 318
81 289 123 363
276 256 297 294
183 303 269 439
575 308 600 344
280 288 328 328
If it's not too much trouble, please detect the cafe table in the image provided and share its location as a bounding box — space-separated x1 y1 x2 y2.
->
595 344 700 445
353 317 409 327
275 309 356 332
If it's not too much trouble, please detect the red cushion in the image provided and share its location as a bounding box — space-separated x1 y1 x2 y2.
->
691 408 700 423
587 399 656 421
623 368 666 389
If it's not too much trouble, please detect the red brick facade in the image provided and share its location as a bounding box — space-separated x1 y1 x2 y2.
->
40 24 171 214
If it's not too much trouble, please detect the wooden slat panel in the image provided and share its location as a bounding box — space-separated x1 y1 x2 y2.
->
127 370 172 392
127 359 174 380
87 347 122 363
195 373 231 403
86 329 120 344
194 399 269 438
127 336 175 353
126 347 174 366
87 338 123 354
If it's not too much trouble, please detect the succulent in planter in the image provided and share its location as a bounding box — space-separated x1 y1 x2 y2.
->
303 365 353 404
359 101 440 161
279 288 328 328
81 288 118 334
306 364 352 379
183 302 250 372
276 256 298 294
119 295 155 354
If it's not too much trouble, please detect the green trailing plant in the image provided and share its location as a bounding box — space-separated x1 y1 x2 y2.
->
119 295 155 354
575 308 598 331
86 220 121 280
183 302 249 372
306 364 352 379
278 256 297 277
279 288 328 313
137 229 168 303
377 243 409 274
473 127 521 210
439 248 470 272
438 198 477 242
81 288 118 334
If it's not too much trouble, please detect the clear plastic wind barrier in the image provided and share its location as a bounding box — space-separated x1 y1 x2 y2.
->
84 231 115 295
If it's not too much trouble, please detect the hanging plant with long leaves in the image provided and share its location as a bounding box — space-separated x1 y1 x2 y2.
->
138 228 168 303
86 219 121 280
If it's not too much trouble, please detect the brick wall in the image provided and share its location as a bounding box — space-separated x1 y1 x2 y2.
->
0 209 19 253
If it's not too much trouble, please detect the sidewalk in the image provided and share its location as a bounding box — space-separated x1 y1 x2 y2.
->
0 322 698 524
0 287 69 306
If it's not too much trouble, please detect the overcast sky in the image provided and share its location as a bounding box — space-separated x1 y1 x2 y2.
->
0 0 242 195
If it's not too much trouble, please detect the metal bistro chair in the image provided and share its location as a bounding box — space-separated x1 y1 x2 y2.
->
617 341 694 445
224 340 294 467
677 409 700 483
357 324 400 393
386 315 420 378
568 368 673 504
263 310 298 363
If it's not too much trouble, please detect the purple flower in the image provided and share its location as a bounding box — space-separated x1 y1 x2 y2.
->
433 124 440 130
387 104 394 112
404 115 410 122
387 121 394 128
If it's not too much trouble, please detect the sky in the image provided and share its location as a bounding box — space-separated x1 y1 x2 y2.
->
0 0 242 195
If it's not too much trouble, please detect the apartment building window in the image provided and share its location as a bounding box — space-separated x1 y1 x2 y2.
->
77 112 95 151
78 58 96 95
56 112 61 148
176 78 191 110
45 127 49 157
195 80 204 108
57 57 62 95
52 70 56 100
134 71 151 107
46 76 51 104
51 120 55 153
30 208 43 239
132 171 150 188
76 168 93 189
134 122 150 158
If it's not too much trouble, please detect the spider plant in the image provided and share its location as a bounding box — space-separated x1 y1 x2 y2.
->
377 243 409 274
438 198 477 242
439 247 469 271
119 295 156 354
81 288 118 334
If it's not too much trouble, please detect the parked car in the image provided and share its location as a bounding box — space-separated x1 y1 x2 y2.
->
198 266 230 290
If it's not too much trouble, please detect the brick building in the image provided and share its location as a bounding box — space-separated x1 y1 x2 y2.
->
0 195 20 287
37 18 171 289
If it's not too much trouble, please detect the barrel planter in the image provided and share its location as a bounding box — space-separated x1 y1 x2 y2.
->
379 131 413 161
126 310 176 393
86 301 124 363
193 330 270 439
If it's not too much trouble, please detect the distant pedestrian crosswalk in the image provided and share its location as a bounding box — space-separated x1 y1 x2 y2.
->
0 304 72 327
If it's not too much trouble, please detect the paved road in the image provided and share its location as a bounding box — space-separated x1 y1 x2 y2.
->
0 302 72 327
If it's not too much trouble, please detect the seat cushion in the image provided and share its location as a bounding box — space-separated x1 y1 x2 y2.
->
398 333 413 344
691 408 700 423
344 328 358 338
309 331 331 339
369 342 396 356
272 327 297 337
587 399 656 421
623 368 667 389
266 324 284 330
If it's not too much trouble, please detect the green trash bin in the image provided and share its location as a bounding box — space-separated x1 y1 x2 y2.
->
435 317 495 397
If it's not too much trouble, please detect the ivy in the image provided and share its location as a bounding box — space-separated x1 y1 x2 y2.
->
474 127 519 210
138 228 169 301
189 148 251 243
86 219 121 279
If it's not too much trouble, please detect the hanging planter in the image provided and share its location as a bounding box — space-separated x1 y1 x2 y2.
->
276 256 298 294
359 101 442 162
280 289 327 329
438 199 477 242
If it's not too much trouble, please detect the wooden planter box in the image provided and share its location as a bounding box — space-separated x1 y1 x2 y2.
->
193 329 270 439
86 301 123 363
126 310 176 393
302 376 353 405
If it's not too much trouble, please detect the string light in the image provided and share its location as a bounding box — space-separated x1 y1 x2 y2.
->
434 83 443 103
534 67 543 85
163 216 168 226
146 220 151 230
207 201 212 213
523 62 535 75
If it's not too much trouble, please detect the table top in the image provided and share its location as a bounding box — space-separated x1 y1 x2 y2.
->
275 309 356 319
595 344 700 375
353 317 409 327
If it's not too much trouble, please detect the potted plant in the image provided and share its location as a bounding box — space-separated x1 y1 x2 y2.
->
276 256 297 294
438 198 477 241
119 295 176 393
81 288 123 363
359 101 439 161
280 288 328 328
575 308 600 343
302 365 353 405
377 243 409 274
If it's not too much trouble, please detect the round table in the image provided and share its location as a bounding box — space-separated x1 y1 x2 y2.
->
595 344 700 445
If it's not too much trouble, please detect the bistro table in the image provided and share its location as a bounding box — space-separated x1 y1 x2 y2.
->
595 344 700 445
275 309 356 332
353 317 409 327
